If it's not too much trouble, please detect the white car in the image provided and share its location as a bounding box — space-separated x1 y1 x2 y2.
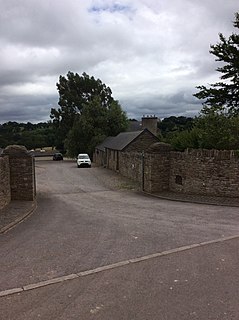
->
77 153 91 168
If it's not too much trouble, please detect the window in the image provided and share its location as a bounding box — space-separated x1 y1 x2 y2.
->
175 175 183 185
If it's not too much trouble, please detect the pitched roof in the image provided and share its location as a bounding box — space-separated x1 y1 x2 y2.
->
96 129 159 152
105 130 145 151
95 136 114 151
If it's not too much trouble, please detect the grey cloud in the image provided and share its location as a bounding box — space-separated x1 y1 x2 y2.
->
0 0 238 124
0 93 57 123
121 88 202 120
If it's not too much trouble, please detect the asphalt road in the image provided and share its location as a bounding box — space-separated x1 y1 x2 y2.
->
1 159 239 319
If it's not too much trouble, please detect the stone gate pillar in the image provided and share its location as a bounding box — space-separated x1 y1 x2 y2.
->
3 145 36 201
0 155 11 208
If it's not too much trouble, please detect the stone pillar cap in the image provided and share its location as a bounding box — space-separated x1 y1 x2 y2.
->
3 145 28 155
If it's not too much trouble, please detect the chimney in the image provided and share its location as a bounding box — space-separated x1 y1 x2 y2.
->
141 115 158 135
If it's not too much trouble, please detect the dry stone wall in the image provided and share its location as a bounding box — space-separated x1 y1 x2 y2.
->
110 145 239 198
119 152 142 184
169 149 239 197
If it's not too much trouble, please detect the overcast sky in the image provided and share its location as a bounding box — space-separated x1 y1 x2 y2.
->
0 0 238 123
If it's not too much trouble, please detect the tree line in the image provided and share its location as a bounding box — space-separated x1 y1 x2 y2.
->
0 121 55 150
0 12 238 154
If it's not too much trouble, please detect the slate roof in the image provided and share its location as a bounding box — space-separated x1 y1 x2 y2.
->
95 136 114 152
105 130 145 151
96 131 145 152
96 129 159 152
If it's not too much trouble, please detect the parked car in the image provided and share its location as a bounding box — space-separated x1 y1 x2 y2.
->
53 153 63 161
77 153 91 168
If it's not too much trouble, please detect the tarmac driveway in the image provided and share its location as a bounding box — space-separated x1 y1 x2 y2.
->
1 159 239 319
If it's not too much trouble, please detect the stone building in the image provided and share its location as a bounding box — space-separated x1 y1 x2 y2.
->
94 115 160 168
94 136 114 167
94 129 159 171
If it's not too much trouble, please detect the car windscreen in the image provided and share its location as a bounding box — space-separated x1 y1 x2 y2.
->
78 155 89 159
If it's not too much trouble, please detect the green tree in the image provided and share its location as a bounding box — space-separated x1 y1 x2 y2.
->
169 127 201 151
50 72 116 150
195 112 239 149
159 116 194 138
0 121 55 150
194 12 239 115
169 112 239 151
65 97 128 157
51 72 128 155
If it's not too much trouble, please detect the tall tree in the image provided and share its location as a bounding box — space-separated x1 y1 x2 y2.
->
65 97 128 157
51 72 128 154
194 12 239 115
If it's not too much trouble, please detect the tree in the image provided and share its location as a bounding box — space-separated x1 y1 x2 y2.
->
0 121 55 149
195 112 239 149
169 127 201 151
65 96 128 157
159 116 194 137
168 112 239 151
194 12 239 115
50 72 115 149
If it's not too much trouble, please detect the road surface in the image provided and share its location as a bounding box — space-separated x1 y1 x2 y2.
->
0 159 239 319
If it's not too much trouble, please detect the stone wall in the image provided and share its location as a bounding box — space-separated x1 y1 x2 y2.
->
119 152 143 184
0 156 11 209
109 145 239 198
144 144 172 193
169 149 239 197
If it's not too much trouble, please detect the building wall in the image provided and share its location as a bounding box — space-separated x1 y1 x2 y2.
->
0 156 11 209
94 149 106 167
124 131 159 152
106 149 118 171
106 131 159 171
